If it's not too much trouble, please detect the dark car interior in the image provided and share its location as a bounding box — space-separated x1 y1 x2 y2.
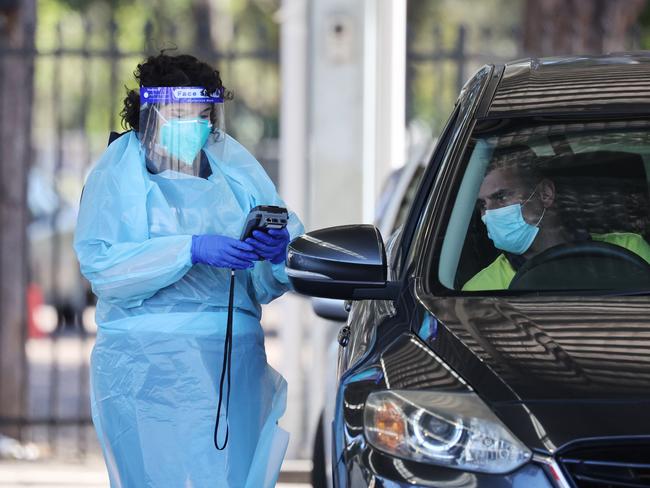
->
548 151 649 240
454 146 650 290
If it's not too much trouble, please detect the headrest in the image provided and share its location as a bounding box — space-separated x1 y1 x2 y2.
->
540 151 646 180
544 151 649 238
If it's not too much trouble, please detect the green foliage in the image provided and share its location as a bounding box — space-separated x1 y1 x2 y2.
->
54 0 135 12
637 1 650 49
406 0 521 135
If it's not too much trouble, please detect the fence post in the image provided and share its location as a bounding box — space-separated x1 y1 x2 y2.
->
405 23 415 126
454 24 466 93
0 0 35 440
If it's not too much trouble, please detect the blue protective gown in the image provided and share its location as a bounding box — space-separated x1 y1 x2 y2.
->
74 131 304 488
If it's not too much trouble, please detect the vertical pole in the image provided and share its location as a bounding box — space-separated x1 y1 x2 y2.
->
76 18 93 458
47 20 64 454
108 10 118 132
378 0 406 173
433 24 444 129
192 0 212 60
361 0 377 224
405 21 415 126
364 0 407 222
455 24 467 93
281 0 407 460
0 0 36 440
279 0 309 459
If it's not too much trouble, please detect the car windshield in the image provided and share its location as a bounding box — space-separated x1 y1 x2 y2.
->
438 119 650 293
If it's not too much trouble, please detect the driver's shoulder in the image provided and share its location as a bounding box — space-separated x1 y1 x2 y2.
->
591 231 647 249
591 231 650 264
462 254 514 291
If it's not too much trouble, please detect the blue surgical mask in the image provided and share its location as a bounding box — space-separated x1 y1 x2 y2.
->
481 189 545 255
156 109 212 165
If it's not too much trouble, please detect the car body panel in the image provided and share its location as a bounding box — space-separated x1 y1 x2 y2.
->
488 54 650 117
348 450 555 488
420 295 650 402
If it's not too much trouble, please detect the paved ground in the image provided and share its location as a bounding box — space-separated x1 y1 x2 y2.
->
0 460 312 487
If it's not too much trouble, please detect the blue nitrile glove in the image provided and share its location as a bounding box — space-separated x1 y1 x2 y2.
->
245 228 291 265
191 234 259 270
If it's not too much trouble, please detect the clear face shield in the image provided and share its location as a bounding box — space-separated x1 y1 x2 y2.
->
138 86 225 177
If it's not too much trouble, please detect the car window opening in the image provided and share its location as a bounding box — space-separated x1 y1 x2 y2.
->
438 118 650 294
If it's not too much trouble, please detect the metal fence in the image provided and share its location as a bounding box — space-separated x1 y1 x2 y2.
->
405 21 645 133
405 23 523 134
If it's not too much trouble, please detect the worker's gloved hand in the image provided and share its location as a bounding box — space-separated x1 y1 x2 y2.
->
191 234 259 270
246 228 291 264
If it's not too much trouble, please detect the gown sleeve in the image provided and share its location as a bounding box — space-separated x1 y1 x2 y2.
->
216 136 305 305
74 139 193 308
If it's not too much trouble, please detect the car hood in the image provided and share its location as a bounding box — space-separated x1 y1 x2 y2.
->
422 295 650 403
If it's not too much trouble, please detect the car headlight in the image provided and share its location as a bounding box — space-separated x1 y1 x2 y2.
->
364 390 531 474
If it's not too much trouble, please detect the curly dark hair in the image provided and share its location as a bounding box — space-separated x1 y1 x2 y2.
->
121 52 228 131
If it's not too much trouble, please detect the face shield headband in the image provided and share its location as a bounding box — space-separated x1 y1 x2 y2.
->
138 86 225 177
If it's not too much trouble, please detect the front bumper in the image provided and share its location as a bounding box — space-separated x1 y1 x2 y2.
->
337 447 559 488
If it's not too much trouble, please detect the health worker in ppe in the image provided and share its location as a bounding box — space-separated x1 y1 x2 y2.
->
462 150 650 291
74 53 304 488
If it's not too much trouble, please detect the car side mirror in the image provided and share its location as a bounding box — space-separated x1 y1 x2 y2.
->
286 225 399 301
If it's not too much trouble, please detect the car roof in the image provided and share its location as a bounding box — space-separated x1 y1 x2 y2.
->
487 53 650 117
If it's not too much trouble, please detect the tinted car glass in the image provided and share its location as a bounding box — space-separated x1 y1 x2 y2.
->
392 165 425 235
438 119 650 292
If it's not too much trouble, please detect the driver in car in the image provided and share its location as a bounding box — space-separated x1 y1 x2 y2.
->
462 154 650 291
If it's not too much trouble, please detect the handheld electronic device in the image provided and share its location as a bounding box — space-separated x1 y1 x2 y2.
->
239 205 289 240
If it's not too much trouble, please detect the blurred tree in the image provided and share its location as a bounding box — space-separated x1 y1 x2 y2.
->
405 0 521 134
0 0 34 439
636 2 650 48
192 0 213 51
56 0 134 11
523 0 647 55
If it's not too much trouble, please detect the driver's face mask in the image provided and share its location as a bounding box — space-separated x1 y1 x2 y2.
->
481 186 546 255
154 107 212 165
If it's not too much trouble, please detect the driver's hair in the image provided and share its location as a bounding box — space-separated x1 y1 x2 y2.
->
485 145 545 189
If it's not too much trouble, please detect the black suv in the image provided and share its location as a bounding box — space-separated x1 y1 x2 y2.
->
287 54 650 487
